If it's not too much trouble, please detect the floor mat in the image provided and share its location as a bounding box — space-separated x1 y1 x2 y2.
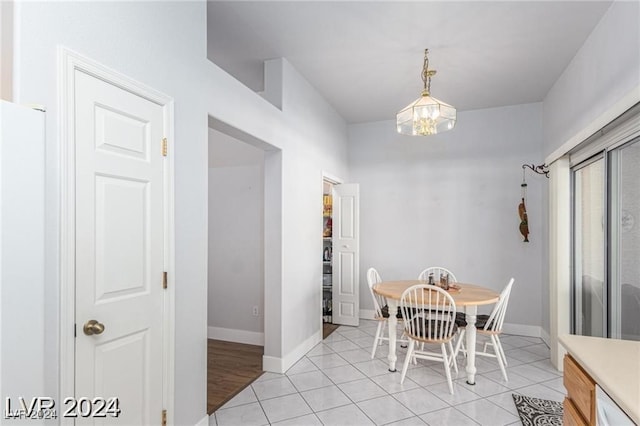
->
512 393 563 426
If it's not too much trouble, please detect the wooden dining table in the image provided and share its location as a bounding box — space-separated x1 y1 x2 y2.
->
373 280 499 385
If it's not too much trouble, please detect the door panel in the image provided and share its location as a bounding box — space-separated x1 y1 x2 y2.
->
74 70 164 424
572 157 605 337
609 137 640 341
95 175 149 299
332 184 359 326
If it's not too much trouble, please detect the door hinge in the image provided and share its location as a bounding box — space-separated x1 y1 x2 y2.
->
162 409 167 426
162 271 168 289
162 138 168 157
74 323 77 338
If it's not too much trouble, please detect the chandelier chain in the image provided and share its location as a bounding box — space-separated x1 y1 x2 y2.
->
422 49 430 94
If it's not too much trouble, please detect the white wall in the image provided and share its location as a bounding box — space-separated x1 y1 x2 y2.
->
542 0 640 344
349 103 544 330
0 1 13 101
543 1 640 157
208 129 265 342
0 103 45 423
14 2 349 424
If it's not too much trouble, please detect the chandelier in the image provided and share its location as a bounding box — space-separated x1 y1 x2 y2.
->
396 49 456 136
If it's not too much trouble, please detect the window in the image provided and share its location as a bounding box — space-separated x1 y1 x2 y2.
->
572 132 640 341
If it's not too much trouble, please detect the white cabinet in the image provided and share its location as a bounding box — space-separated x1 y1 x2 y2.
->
0 101 46 422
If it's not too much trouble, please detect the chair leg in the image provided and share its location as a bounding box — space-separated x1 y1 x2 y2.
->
400 340 415 384
400 329 407 349
492 335 508 382
441 343 454 394
494 335 508 366
448 341 458 374
371 321 385 359
453 328 466 358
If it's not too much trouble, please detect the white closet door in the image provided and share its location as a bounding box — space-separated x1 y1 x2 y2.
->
332 183 360 326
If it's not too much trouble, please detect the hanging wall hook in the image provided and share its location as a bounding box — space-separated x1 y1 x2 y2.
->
522 163 550 178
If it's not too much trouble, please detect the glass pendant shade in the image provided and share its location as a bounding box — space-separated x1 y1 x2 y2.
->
396 48 456 136
396 93 456 135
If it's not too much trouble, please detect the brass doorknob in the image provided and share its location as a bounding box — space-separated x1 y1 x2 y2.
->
83 319 105 336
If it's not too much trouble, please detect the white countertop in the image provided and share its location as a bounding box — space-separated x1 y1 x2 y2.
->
559 334 640 424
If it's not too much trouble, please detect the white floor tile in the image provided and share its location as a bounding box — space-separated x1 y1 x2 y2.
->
338 378 388 402
521 343 551 358
254 372 285 383
370 372 421 394
512 384 566 403
539 376 566 394
424 381 483 406
399 366 448 387
463 375 511 398
315 403 375 426
455 398 520 426
219 386 257 409
323 363 367 384
420 407 480 426
353 336 379 349
308 353 349 369
212 328 568 426
499 336 537 348
340 348 376 364
288 370 333 392
338 328 378 340
504 347 548 363
306 343 335 357
325 339 362 353
286 356 318 375
322 332 348 343
529 359 562 376
301 385 352 412
353 358 393 377
357 395 415 425
392 388 449 415
271 413 322 426
509 363 559 382
251 376 297 400
480 369 536 390
486 391 520 417
384 416 427 426
260 393 312 423
215 401 269 426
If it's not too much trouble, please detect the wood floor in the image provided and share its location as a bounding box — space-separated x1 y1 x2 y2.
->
207 339 264 414
207 324 339 415
323 322 339 339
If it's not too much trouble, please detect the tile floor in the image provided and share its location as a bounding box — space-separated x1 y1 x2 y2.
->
210 320 564 426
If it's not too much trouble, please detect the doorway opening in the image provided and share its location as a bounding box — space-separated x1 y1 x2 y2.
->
207 117 282 413
322 178 338 339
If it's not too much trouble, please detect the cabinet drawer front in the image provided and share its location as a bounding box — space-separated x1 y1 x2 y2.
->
564 355 596 424
564 397 588 426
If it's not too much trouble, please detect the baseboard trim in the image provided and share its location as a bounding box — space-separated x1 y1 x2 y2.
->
207 326 264 346
360 309 375 320
195 415 208 426
540 327 551 347
503 323 542 338
263 330 322 374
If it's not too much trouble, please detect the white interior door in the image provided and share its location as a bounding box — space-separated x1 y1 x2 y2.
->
332 183 360 326
74 70 165 424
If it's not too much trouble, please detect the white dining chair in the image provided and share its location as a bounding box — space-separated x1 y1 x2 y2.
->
366 267 406 359
453 277 515 382
399 284 458 394
417 266 458 284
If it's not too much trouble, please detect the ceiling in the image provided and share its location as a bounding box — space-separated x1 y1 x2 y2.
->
207 1 612 124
